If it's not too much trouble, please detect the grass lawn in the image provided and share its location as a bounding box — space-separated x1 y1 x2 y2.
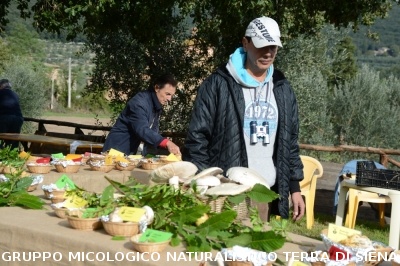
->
280 212 390 245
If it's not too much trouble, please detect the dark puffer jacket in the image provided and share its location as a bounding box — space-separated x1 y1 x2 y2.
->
183 65 304 218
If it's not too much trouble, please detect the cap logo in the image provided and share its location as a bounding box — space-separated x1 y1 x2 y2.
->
253 19 275 44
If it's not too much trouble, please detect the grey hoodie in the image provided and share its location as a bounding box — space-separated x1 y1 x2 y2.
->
226 47 278 187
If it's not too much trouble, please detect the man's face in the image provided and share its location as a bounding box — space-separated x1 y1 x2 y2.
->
243 37 278 77
155 84 176 105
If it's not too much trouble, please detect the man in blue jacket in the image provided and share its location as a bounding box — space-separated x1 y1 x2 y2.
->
184 17 305 221
103 74 181 156
0 79 24 149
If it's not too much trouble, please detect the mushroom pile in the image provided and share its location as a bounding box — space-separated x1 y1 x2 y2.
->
149 163 270 196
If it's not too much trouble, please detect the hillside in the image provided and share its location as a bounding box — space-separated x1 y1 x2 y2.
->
351 4 400 75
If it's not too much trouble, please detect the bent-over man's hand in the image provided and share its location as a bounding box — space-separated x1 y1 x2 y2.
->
166 141 181 156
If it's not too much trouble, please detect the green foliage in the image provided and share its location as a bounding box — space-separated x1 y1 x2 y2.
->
101 177 285 253
0 145 45 209
329 64 400 149
5 21 45 60
0 143 26 168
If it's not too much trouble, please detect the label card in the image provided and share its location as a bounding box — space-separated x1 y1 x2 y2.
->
108 148 125 157
55 174 76 190
52 153 65 159
63 194 88 209
327 223 361 242
118 206 146 222
139 229 172 243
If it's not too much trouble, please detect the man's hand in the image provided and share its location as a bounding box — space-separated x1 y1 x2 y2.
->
166 141 181 156
291 191 305 221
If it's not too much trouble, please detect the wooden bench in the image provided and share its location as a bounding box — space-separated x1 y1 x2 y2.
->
29 131 105 154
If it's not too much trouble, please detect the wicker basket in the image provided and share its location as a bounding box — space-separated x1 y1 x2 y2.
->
52 207 68 219
199 196 250 220
321 229 393 266
54 164 81 173
223 247 275 266
364 246 393 266
2 166 20 174
115 162 137 171
26 164 52 174
102 221 139 237
50 197 66 204
89 164 115 173
141 162 166 170
130 234 170 253
67 215 102 231
44 189 66 203
309 262 325 266
392 250 400 266
27 184 38 192
226 261 274 266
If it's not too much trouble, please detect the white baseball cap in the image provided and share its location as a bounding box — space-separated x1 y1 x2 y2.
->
245 16 282 48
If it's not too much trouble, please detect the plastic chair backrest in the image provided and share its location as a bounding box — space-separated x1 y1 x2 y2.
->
299 155 324 192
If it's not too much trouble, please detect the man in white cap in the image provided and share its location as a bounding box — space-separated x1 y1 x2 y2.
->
184 16 305 221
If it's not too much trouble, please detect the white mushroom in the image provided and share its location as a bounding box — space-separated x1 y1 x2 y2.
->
183 167 223 185
226 167 270 189
205 183 251 196
109 208 123 223
196 175 221 187
168 175 180 190
149 161 198 183
195 175 222 195
141 205 154 225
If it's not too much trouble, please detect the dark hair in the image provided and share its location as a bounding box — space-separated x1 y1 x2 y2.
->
154 74 178 89
0 79 11 89
245 36 252 43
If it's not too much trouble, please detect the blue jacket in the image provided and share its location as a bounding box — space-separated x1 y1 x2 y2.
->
102 89 164 155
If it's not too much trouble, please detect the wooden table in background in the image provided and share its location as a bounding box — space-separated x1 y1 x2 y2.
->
335 179 400 249
0 133 103 154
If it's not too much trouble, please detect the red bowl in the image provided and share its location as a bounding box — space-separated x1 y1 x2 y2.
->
36 157 51 164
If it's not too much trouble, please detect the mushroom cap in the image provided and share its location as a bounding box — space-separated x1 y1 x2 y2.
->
226 167 270 189
183 167 223 185
149 161 198 183
196 175 221 187
205 183 251 196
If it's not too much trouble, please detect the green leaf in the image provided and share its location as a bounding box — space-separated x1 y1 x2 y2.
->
100 185 114 205
197 210 236 231
224 233 253 247
15 177 33 191
207 230 233 239
227 194 246 205
169 205 209 224
249 231 286 252
247 184 279 203
8 192 45 209
170 235 181 247
111 236 126 240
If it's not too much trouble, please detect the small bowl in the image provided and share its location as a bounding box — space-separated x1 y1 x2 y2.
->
89 164 115 173
102 221 139 237
130 234 171 253
67 216 102 231
54 164 81 173
52 206 68 219
26 164 52 174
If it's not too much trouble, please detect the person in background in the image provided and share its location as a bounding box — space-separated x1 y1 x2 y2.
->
103 74 181 156
183 16 304 221
0 79 24 150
